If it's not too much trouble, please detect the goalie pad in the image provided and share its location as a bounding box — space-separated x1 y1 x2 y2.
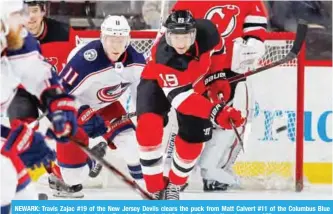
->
199 81 251 184
231 37 265 74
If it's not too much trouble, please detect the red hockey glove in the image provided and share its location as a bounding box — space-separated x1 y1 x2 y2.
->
210 103 245 129
205 71 231 103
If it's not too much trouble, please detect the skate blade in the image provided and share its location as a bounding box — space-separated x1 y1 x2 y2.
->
53 191 84 198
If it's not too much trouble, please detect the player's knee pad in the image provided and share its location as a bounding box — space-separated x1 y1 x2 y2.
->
199 128 235 169
56 127 89 168
177 112 212 143
60 165 90 185
113 129 140 166
136 113 164 147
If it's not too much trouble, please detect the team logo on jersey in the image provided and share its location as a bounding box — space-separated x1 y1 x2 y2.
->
45 57 59 67
97 82 131 102
84 49 98 61
204 5 240 38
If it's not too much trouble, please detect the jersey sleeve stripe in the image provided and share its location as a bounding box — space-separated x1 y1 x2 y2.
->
243 22 267 29
6 50 39 60
243 26 266 33
67 72 79 85
164 84 193 109
244 15 267 24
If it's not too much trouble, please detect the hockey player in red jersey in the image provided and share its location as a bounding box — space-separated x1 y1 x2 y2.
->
172 1 268 191
136 10 245 200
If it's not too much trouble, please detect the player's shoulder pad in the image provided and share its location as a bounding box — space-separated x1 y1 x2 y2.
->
124 45 146 66
67 40 104 69
60 40 108 91
6 30 41 56
195 19 220 54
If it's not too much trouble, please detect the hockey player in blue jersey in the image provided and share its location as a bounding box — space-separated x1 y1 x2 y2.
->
52 15 147 198
1 0 78 211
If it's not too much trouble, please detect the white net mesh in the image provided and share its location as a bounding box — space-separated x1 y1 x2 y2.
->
131 38 155 54
230 36 301 190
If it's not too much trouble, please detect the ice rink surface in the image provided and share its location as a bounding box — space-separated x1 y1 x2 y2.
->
36 184 332 200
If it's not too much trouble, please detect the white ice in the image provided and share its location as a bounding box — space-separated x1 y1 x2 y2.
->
35 184 332 200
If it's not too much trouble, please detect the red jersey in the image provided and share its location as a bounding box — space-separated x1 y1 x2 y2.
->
38 18 76 72
142 19 222 119
172 1 268 69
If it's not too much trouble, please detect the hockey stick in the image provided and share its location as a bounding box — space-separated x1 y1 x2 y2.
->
227 20 308 84
67 111 154 200
27 111 152 199
70 137 153 200
229 119 244 152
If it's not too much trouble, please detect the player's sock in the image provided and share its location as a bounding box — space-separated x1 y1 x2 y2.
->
127 164 143 179
136 113 166 193
169 136 203 185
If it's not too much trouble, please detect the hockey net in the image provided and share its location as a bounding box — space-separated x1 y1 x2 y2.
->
39 31 305 192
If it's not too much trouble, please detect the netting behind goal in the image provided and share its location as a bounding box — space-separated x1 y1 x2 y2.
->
39 31 305 192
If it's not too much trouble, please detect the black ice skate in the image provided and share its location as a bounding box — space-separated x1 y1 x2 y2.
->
89 141 108 178
48 174 84 198
165 182 181 200
203 179 229 192
151 190 165 200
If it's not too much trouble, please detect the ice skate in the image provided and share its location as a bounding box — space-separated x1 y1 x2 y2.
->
89 142 108 178
48 174 84 198
165 182 181 200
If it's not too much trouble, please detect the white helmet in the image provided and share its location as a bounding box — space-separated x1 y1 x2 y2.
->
0 0 25 52
101 15 131 37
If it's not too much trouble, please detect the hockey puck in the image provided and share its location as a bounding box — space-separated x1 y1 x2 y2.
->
276 126 287 133
38 193 48 200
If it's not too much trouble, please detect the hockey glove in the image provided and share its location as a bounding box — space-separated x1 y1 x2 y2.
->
77 105 108 138
1 123 56 169
210 103 245 130
205 71 231 103
46 94 78 142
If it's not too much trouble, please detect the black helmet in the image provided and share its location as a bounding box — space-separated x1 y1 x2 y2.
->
24 0 46 9
164 10 196 34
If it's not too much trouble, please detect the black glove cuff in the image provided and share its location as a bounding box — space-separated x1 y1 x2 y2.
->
210 103 225 124
204 71 227 86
